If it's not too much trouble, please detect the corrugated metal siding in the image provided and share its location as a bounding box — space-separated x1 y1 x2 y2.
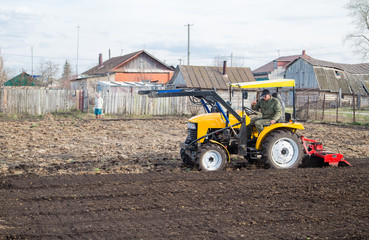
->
285 58 319 89
313 67 367 95
363 80 369 91
336 71 352 94
314 68 328 90
326 69 340 92
348 75 368 95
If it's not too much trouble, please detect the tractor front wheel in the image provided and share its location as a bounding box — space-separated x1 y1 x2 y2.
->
261 129 303 169
197 144 227 171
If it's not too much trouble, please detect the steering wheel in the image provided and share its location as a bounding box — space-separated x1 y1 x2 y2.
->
243 106 258 116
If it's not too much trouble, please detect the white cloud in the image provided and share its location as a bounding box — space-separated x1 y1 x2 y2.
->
0 0 364 76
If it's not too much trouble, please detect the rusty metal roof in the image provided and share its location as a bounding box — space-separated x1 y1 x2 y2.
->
169 65 255 90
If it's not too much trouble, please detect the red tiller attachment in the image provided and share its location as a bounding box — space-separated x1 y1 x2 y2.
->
301 136 351 167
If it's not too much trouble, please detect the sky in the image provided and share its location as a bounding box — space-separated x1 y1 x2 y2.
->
0 0 362 78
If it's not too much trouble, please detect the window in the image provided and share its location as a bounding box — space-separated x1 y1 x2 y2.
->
335 71 341 79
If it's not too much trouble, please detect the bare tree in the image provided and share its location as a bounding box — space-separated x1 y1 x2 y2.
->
38 59 59 87
212 54 244 67
0 49 8 85
346 0 369 59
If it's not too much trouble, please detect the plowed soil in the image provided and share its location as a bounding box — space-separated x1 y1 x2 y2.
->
0 116 368 239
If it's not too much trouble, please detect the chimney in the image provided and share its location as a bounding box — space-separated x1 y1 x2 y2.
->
302 50 306 56
99 53 103 66
222 61 227 75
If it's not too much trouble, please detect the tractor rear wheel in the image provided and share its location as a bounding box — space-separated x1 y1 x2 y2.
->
261 129 303 169
197 144 227 171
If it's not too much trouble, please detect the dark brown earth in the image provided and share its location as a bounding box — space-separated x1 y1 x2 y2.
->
0 117 368 239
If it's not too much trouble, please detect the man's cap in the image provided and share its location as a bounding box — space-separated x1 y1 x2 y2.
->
260 89 270 98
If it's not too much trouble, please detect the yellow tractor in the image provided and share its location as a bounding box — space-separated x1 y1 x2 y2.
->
139 79 350 171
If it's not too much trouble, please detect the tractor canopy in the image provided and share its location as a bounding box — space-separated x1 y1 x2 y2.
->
230 79 297 120
230 79 295 89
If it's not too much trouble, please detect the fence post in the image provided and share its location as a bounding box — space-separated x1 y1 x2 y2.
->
336 92 339 123
315 94 318 120
306 95 310 120
353 92 356 123
357 94 361 109
322 94 325 121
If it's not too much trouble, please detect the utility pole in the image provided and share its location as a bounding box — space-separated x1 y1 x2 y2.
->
185 23 193 65
76 25 80 75
31 46 33 76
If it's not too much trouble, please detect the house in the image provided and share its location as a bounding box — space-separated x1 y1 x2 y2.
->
253 50 308 80
168 62 256 110
72 50 174 94
168 63 256 90
285 56 369 107
3 72 43 87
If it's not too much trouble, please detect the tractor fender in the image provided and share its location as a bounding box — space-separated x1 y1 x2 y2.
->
209 140 231 162
255 123 304 150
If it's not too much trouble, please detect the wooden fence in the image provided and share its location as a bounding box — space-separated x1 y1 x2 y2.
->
101 91 197 115
0 88 85 115
0 88 256 116
100 91 254 116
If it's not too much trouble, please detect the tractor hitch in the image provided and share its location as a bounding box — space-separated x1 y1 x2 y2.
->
301 136 351 167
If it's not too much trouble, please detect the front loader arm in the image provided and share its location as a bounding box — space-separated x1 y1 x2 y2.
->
138 89 242 122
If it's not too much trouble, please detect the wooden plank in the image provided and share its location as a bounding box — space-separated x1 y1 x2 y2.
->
186 66 201 89
198 66 212 88
206 67 221 90
192 66 206 89
213 67 225 90
230 68 243 83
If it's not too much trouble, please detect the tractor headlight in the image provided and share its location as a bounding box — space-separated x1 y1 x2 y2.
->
188 122 197 130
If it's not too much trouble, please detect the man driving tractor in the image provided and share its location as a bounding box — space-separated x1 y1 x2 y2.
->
246 89 282 139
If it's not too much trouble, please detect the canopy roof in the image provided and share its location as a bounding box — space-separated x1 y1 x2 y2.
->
230 79 295 89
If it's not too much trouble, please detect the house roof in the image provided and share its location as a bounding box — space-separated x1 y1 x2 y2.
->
253 54 305 74
169 65 255 90
301 56 369 74
3 72 43 86
82 50 174 75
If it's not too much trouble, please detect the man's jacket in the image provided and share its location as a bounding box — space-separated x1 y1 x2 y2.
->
251 96 282 121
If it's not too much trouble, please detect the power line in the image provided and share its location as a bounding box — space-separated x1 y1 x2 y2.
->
2 53 95 61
